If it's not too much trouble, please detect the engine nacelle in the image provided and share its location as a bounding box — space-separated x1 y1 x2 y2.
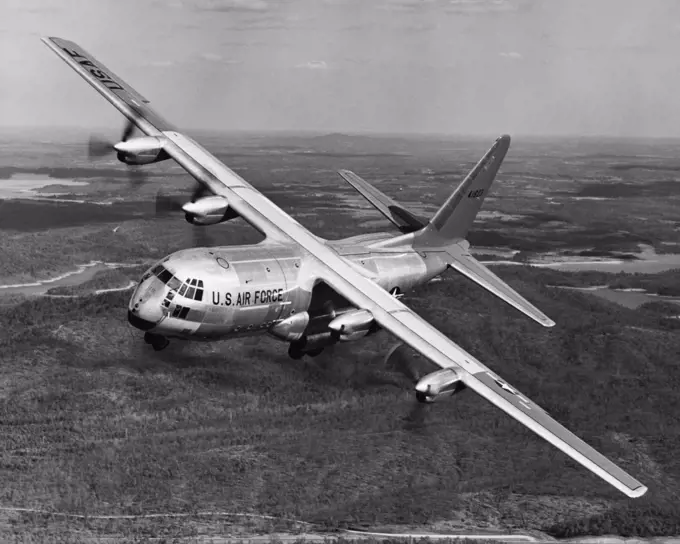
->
114 136 170 165
182 196 238 226
269 312 310 342
328 309 376 341
415 368 467 403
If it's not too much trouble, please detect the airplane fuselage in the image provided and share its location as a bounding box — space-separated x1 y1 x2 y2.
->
127 231 450 355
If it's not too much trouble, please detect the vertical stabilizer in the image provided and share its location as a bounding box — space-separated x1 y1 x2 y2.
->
425 134 510 243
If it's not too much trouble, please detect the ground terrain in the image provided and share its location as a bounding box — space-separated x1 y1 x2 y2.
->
1 130 680 542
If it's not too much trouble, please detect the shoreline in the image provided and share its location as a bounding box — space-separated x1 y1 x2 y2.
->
0 260 152 297
3 251 680 299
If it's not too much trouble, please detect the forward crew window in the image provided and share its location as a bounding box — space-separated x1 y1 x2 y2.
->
168 277 181 290
183 278 204 302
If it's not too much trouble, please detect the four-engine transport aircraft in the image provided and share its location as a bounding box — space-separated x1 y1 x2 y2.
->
42 36 647 499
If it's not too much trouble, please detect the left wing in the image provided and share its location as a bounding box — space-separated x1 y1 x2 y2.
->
42 37 647 498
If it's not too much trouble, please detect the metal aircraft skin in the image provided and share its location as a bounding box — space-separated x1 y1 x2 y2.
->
43 36 647 499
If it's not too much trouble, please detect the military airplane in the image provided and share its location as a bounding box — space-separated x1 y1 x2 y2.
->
43 37 647 499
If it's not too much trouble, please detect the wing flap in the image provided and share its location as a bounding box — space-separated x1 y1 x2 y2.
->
446 244 556 327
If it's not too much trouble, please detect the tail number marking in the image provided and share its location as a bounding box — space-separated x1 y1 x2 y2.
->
468 189 484 199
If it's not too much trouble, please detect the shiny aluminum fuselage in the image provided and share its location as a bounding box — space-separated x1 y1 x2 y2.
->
128 231 450 343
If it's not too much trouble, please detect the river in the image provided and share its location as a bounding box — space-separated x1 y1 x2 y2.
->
0 261 147 297
551 285 680 310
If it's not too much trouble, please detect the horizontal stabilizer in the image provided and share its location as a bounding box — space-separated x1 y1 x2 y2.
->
446 243 555 327
337 169 428 233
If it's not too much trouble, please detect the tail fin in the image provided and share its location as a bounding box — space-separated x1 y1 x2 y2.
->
413 134 555 328
425 134 510 243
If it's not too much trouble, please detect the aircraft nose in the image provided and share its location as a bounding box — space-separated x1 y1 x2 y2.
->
127 309 158 331
128 275 167 331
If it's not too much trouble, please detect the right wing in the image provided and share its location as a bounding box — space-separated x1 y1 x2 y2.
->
337 169 428 233
43 36 647 499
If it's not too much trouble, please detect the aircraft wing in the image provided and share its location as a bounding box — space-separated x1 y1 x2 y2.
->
43 36 647 499
337 169 428 233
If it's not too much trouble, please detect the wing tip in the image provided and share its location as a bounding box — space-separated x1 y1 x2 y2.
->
542 317 556 328
627 484 648 499
41 36 66 51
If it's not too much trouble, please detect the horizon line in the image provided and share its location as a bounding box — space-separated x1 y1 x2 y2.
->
2 125 680 141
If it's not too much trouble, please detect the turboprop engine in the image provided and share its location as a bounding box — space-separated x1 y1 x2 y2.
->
328 309 376 341
270 307 378 359
414 368 467 403
114 136 170 165
182 195 239 226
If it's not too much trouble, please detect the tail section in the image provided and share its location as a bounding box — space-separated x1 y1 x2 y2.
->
337 134 509 239
358 134 552 328
425 134 510 243
416 134 553 327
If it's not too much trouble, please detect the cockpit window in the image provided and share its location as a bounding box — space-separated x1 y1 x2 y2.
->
181 278 204 301
167 276 182 290
153 265 184 292
156 267 173 284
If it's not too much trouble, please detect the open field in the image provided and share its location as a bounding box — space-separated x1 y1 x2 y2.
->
2 130 680 541
1 267 680 541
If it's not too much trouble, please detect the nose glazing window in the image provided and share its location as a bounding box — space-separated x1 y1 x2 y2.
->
171 305 191 320
153 265 182 290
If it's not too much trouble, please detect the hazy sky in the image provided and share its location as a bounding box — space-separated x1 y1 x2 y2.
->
3 0 680 136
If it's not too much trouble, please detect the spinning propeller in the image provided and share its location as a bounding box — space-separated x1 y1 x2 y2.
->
88 119 214 247
382 342 433 432
87 119 149 186
155 188 213 248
